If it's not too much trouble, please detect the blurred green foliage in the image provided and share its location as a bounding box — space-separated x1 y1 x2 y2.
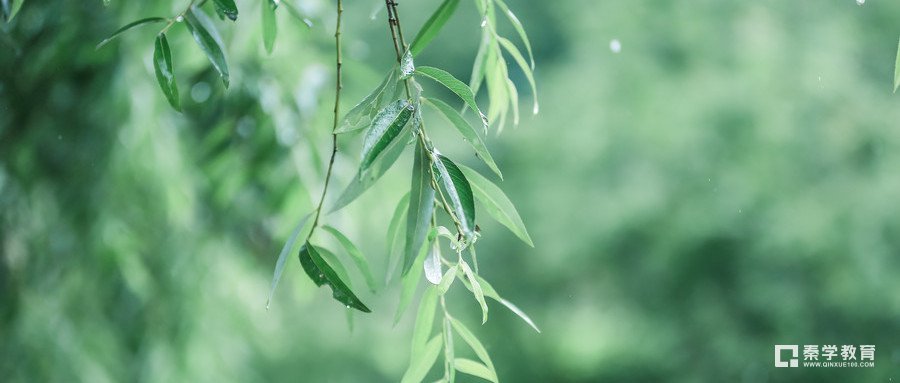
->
2 0 899 382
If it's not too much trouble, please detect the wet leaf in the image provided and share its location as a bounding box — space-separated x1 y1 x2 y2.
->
298 243 371 313
184 7 230 88
458 164 533 247
450 317 495 372
400 50 415 79
96 17 167 50
424 241 442 285
153 34 181 111
213 0 238 21
415 66 487 130
431 154 476 237
494 0 534 69
336 69 397 133
423 97 502 179
321 225 377 292
498 36 538 115
403 144 435 276
361 99 415 174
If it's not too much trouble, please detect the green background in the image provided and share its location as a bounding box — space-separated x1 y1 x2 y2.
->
1 0 899 382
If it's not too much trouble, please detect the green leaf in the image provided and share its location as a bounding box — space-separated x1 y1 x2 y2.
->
387 192 411 281
411 287 438 357
460 259 488 324
403 144 435 276
400 50 416 80
266 212 312 309
395 236 428 324
313 246 352 286
461 274 540 333
423 97 502 179
361 99 415 175
494 0 534 69
96 17 167 50
497 36 538 115
415 66 488 130
469 33 491 96
184 7 230 88
454 358 497 383
423 240 442 285
321 225 377 292
457 164 533 247
213 0 238 21
262 0 277 54
450 317 495 371
437 264 457 294
895 36 900 93
337 69 397 133
409 0 460 57
443 318 456 382
298 243 371 313
153 34 181 112
431 154 476 237
330 121 413 212
401 335 443 383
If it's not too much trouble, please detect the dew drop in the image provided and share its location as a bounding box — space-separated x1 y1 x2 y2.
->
609 39 622 53
532 103 540 115
480 17 487 28
175 15 184 22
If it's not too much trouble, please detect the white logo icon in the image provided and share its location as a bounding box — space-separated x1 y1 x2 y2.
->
775 345 799 368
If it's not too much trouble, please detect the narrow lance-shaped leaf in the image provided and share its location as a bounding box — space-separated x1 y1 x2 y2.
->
450 317 496 372
437 264 457 294
395 236 428 324
361 99 415 175
459 273 540 333
454 358 497 383
321 225 377 292
386 192 411 282
184 7 230 88
266 212 312 309
298 243 371 313
403 144 435 276
96 17 168 49
443 317 456 382
213 0 238 21
153 34 181 111
458 164 533 246
894 35 900 93
262 0 277 54
494 0 534 69
498 36 538 115
424 241 442 285
432 153 476 238
469 32 491 95
460 259 488 323
330 121 413 212
401 335 443 383
409 0 460 57
410 287 438 357
400 50 415 80
423 97 502 179
415 66 488 130
336 69 397 133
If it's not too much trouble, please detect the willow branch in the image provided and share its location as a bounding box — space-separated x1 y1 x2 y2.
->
308 0 343 237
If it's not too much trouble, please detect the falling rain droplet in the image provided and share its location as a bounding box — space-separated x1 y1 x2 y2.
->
856 0 865 5
610 39 622 53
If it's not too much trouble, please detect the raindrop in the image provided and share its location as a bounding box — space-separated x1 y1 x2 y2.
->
856 0 865 5
175 15 184 22
480 17 487 28
609 39 622 53
346 305 351 309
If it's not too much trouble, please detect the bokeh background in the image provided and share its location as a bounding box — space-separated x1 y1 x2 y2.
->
2 0 900 382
